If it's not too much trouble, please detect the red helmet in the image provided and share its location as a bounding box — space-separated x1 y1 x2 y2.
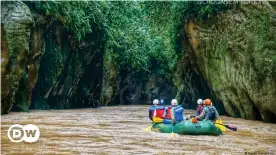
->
204 99 212 106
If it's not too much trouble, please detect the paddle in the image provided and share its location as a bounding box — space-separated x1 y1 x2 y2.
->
215 118 237 131
216 123 237 131
215 123 226 131
214 118 226 131
170 124 176 137
145 122 156 132
144 125 152 132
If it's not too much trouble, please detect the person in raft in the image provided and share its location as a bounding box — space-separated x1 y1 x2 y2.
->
186 99 204 119
160 99 165 106
162 101 172 124
196 99 204 116
170 99 186 124
195 99 219 122
149 99 165 122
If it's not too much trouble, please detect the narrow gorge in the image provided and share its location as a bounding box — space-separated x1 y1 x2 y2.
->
1 1 276 123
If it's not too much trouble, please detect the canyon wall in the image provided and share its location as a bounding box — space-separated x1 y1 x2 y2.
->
182 3 276 122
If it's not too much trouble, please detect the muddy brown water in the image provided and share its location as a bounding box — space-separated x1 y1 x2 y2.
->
1 106 276 155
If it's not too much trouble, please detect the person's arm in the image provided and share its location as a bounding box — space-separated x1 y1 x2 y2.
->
182 107 187 120
171 107 175 123
149 109 153 121
196 107 200 116
196 112 203 119
196 108 206 119
163 107 168 118
179 106 185 120
215 108 219 118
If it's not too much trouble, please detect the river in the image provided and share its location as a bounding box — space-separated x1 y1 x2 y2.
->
1 106 276 154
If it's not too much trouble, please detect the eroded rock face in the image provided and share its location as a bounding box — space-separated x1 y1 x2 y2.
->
102 68 176 106
1 1 104 113
183 3 276 122
124 75 176 105
1 1 34 113
31 22 104 110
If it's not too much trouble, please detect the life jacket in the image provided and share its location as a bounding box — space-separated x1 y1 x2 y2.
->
173 105 184 122
196 105 203 116
206 106 216 120
149 105 165 119
163 106 172 119
199 105 203 113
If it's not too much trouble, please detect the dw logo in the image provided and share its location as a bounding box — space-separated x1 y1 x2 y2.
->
7 124 40 143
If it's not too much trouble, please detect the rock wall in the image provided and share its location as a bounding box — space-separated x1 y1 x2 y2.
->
1 1 35 113
183 3 276 122
0 1 173 112
2 1 275 124
1 1 104 113
31 23 104 110
172 59 225 111
102 67 176 106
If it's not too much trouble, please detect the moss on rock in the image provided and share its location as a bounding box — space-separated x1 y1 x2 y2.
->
1 1 33 113
183 3 276 122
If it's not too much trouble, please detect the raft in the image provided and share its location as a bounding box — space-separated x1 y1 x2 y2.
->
152 120 222 136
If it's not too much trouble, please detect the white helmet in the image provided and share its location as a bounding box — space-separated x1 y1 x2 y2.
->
153 99 159 105
171 99 178 106
197 99 203 105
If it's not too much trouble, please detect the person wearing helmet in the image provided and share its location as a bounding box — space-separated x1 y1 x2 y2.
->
162 101 172 124
186 99 204 119
160 99 165 106
170 99 185 124
149 99 165 121
196 99 204 116
196 99 219 122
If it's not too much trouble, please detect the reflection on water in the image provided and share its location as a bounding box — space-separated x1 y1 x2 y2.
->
1 106 276 154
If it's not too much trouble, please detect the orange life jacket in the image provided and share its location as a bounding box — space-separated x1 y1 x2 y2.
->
164 106 172 119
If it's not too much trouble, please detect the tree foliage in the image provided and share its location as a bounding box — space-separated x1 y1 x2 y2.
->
25 1 108 41
26 1 234 76
179 1 233 20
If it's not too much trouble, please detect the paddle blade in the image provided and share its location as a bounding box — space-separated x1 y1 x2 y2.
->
170 132 176 137
144 125 152 132
215 124 226 131
216 118 223 124
225 125 237 131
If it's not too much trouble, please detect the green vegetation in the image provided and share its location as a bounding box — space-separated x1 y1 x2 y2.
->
23 2 235 109
104 2 181 74
25 1 233 77
25 1 107 41
179 1 233 20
